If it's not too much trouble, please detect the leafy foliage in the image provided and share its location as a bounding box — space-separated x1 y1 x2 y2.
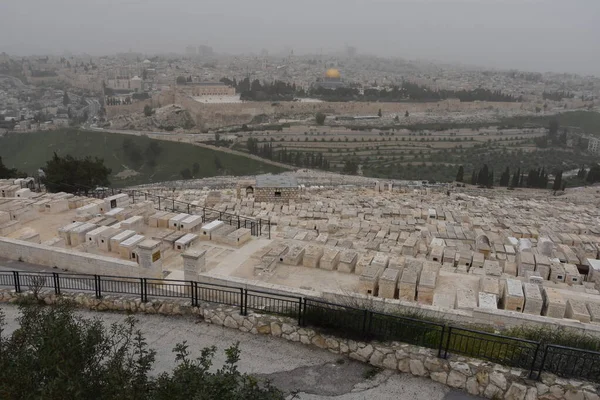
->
0 156 20 179
0 301 284 400
43 152 111 194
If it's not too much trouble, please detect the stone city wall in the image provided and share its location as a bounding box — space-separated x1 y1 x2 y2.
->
103 90 532 129
0 237 159 278
1 288 598 400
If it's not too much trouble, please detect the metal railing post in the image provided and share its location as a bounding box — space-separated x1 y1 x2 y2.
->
203 208 206 222
442 326 453 359
13 271 20 293
158 196 161 210
140 278 148 303
187 204 190 214
53 272 61 295
297 297 303 326
268 219 271 239
172 199 175 212
537 345 550 381
301 298 308 327
94 275 102 299
361 309 369 339
437 325 446 358
529 342 542 379
190 281 196 307
239 288 245 315
237 216 240 229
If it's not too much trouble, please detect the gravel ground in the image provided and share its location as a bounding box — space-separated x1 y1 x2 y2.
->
0 304 481 400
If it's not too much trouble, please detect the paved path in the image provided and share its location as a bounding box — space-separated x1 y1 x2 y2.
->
0 305 481 400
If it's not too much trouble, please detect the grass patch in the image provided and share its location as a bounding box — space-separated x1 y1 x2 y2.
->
0 129 286 187
363 366 382 380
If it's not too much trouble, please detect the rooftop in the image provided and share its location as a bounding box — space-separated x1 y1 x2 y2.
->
255 175 298 188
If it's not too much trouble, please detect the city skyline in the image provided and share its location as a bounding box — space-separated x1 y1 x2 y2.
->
1 0 599 76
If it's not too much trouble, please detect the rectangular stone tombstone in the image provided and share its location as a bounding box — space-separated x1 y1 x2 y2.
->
455 289 478 310
522 282 543 315
359 265 384 296
355 254 374 276
183 249 207 280
303 244 324 268
565 299 591 323
398 267 418 302
502 278 525 312
541 287 566 318
479 276 500 296
478 292 498 310
586 302 600 322
378 268 400 299
320 247 341 271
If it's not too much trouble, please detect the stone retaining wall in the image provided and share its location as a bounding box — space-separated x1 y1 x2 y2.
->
1 288 598 400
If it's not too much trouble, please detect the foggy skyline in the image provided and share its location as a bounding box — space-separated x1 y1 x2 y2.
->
1 0 599 76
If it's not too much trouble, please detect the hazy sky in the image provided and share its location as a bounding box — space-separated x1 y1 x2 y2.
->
1 0 599 75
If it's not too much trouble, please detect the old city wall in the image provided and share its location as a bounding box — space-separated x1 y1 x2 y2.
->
1 288 598 400
0 237 160 278
105 89 531 129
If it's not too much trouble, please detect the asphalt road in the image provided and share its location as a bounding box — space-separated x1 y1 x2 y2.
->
0 305 482 400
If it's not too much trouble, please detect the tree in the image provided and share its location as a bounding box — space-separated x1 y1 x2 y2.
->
315 112 326 125
477 164 489 187
548 119 559 143
586 164 600 184
180 168 192 179
455 165 464 182
553 170 563 191
62 92 70 107
176 76 187 85
342 160 358 175
471 170 477 185
500 167 510 186
394 115 400 122
405 111 410 118
143 105 154 117
192 162 200 175
214 156 223 171
43 153 111 194
0 156 19 179
0 300 284 400
377 108 382 118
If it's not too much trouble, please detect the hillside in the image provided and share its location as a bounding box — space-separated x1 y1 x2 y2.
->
0 129 286 187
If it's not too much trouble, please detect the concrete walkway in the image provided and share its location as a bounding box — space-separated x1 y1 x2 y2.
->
0 304 481 400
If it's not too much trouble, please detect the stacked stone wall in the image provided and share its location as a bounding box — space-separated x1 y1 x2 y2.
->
254 187 299 204
1 288 598 400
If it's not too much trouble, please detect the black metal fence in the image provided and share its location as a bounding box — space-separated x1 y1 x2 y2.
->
1 270 598 383
124 189 268 238
87 188 270 238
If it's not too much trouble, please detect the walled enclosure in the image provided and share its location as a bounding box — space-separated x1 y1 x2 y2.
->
1 288 597 400
0 237 160 278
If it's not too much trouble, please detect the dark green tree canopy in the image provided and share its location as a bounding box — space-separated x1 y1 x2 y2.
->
0 156 20 179
43 153 111 194
0 300 284 400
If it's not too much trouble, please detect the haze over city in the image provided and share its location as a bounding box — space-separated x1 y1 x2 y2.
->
1 0 599 75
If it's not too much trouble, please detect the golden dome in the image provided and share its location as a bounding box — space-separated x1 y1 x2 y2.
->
325 68 341 79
